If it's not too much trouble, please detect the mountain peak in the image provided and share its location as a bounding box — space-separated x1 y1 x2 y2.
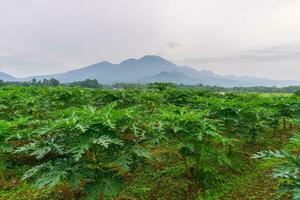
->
119 55 175 66
97 61 112 65
120 58 137 65
138 55 175 66
139 55 163 60
139 55 168 61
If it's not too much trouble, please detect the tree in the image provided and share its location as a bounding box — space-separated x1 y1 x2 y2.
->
41 78 60 86
148 82 177 91
0 80 5 86
294 90 300 96
49 78 60 86
69 79 102 88
31 78 37 85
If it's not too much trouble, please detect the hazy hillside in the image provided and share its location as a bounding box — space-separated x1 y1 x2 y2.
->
0 72 16 82
139 71 201 85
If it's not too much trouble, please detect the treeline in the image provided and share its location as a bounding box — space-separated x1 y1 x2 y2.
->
214 85 300 93
0 78 300 94
0 78 61 87
0 78 103 88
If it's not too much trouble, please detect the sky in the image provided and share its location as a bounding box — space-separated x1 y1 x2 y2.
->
0 0 300 80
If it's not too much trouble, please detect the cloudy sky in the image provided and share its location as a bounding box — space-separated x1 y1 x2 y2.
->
0 0 300 80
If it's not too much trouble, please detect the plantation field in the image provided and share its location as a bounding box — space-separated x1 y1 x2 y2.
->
258 93 293 97
0 84 299 200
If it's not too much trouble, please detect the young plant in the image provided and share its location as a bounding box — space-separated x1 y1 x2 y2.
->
161 106 232 184
253 133 300 200
13 104 158 199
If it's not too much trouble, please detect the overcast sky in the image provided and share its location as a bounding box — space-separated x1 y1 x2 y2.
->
0 0 300 80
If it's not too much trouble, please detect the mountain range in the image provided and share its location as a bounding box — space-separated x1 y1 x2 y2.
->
1 55 300 87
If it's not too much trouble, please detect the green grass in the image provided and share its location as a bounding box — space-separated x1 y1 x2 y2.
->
200 129 296 200
258 93 293 97
0 182 59 200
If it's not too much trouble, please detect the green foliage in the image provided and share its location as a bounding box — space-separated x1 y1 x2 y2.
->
161 107 232 182
0 86 299 199
148 82 177 91
12 104 160 199
68 79 102 88
254 133 300 200
0 182 63 200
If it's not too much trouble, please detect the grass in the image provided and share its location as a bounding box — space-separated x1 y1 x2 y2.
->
202 159 282 200
201 129 296 200
258 93 293 97
0 182 58 200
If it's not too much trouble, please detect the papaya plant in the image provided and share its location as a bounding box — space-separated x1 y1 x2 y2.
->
161 106 232 184
12 104 161 199
254 133 300 200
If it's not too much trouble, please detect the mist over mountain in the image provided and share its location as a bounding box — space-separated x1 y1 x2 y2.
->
0 72 17 82
1 55 300 87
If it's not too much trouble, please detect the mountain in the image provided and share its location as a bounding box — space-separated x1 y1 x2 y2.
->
139 71 201 85
1 55 300 87
0 72 16 82
23 61 116 83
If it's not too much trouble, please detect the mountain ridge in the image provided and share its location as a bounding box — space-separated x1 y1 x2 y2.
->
0 72 17 82
1 55 300 87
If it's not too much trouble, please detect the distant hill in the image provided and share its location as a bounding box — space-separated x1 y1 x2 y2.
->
139 71 201 85
2 55 300 87
0 72 16 82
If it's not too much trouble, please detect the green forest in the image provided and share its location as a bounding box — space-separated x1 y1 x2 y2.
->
0 83 300 200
